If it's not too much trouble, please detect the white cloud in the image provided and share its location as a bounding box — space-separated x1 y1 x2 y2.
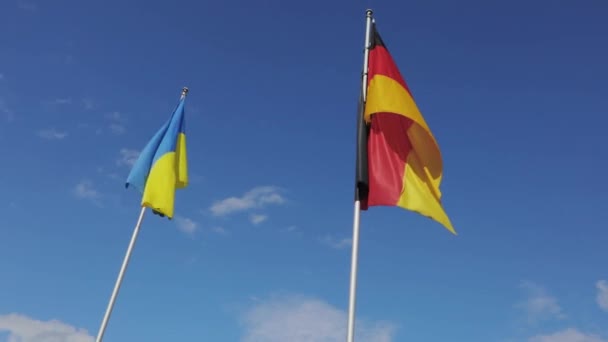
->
105 111 123 121
0 313 93 342
37 128 67 140
17 0 38 11
105 111 126 134
596 280 608 312
1 98 15 122
107 173 121 181
175 216 198 235
241 295 395 342
210 186 285 216
53 98 72 105
73 180 99 200
211 226 228 235
320 235 352 250
529 328 607 342
117 148 139 167
82 98 94 110
109 123 126 134
516 281 564 323
281 226 302 237
250 214 268 225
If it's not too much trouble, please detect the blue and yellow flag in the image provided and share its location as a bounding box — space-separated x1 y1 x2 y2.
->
126 91 188 219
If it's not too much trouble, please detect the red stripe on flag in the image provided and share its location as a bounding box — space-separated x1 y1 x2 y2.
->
367 112 414 207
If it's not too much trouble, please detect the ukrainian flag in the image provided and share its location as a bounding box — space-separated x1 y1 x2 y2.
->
126 89 189 219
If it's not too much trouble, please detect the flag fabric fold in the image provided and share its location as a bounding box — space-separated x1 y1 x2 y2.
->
355 23 455 234
126 96 188 219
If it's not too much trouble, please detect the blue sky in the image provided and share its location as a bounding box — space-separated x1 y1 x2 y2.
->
1 0 607 341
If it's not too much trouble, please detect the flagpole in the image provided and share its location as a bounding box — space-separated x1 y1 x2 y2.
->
346 9 373 342
94 206 147 342
94 86 189 342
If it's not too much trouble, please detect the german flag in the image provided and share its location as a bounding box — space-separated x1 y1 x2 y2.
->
355 23 455 234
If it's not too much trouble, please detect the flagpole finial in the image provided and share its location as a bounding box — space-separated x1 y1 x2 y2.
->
366 9 373 17
181 87 189 97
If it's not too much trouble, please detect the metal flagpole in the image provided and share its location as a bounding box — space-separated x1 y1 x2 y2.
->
346 9 373 342
94 206 147 342
94 87 189 342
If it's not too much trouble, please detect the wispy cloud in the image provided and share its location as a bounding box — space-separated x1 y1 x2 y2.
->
211 226 229 235
596 280 608 312
105 111 127 135
0 98 15 122
41 97 72 107
282 226 303 237
52 97 72 105
250 214 268 225
107 173 121 181
105 111 123 121
82 98 94 110
37 128 67 140
528 328 607 342
241 295 396 342
17 0 37 11
73 180 100 201
109 123 126 134
175 216 198 235
117 148 139 167
0 313 93 342
516 281 565 324
97 166 122 182
320 235 352 250
210 186 286 216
